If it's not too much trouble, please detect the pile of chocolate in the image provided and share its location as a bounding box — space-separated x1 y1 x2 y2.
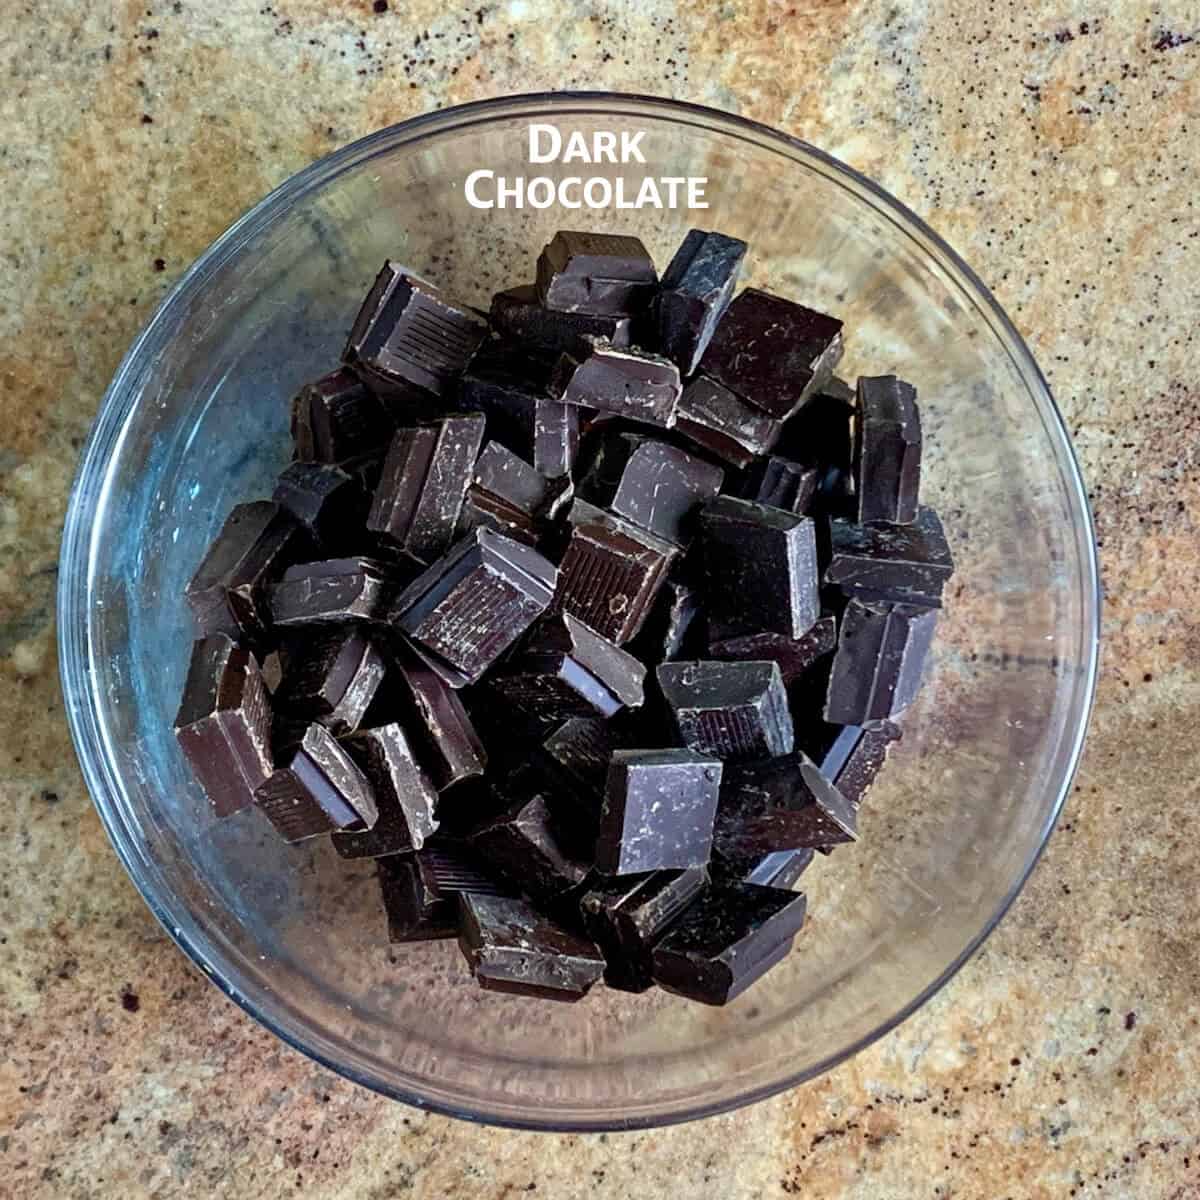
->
174 229 953 1006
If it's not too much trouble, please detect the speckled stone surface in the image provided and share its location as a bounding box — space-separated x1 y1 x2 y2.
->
2 2 1199 1196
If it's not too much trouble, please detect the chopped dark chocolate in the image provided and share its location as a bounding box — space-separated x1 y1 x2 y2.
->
491 283 634 353
673 375 784 468
270 556 400 627
819 721 901 808
853 375 922 525
378 852 452 941
739 455 819 515
709 615 838 684
463 440 561 541
773 381 855 507
291 367 393 464
540 716 626 801
609 439 724 546
552 340 681 428
741 848 815 889
825 506 953 607
273 462 367 547
536 230 657 316
628 570 703 665
273 626 386 736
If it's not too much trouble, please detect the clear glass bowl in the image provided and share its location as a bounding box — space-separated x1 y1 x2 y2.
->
58 93 1099 1130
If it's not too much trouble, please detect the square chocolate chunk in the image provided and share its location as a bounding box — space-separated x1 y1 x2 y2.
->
536 230 658 316
825 506 953 608
853 375 922 526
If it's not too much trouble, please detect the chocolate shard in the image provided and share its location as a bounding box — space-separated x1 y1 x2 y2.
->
651 882 808 1005
490 613 646 721
186 501 312 643
343 263 488 395
714 752 857 856
290 367 394 464
491 284 634 354
174 634 273 817
655 229 748 375
824 599 938 724
535 230 658 316
457 892 606 1002
825 506 953 608
270 556 401 627
253 724 378 843
657 660 794 761
552 340 681 428
463 440 561 541
709 615 838 685
673 375 784 468
333 723 439 858
273 626 386 737
366 414 486 565
273 462 368 547
698 288 844 421
595 749 722 876
853 375 922 525
579 867 708 992
739 456 819 515
819 721 902 808
741 848 815 889
392 529 557 687
699 495 820 641
609 439 724 546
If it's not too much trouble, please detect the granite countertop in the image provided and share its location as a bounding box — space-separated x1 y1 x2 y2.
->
3 2 1198 1196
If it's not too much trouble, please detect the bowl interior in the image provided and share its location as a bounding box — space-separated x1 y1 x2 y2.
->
61 96 1097 1129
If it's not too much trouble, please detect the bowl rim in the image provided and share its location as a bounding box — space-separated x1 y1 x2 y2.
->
57 89 1101 1132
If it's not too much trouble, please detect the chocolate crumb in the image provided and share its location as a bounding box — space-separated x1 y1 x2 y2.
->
1125 1011 1137 1030
120 989 140 1013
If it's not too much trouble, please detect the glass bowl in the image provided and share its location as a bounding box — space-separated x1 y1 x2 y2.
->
58 93 1099 1130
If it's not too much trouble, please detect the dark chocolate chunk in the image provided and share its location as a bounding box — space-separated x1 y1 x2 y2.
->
273 626 386 736
673 375 784 468
609 439 724 546
580 867 708 992
392 528 557 687
825 506 953 608
853 375 922 525
458 892 606 1001
273 461 367 547
377 852 452 941
253 724 378 843
463 440 561 541
741 848 815 889
709 615 838 684
174 634 274 818
491 284 634 354
698 288 844 421
655 229 748 375
824 599 938 724
819 721 901 808
699 496 819 641
657 660 794 761
739 456 819 515
343 263 488 395
774 382 855 506
270 556 401 626
186 501 312 643
290 367 393 464
333 723 439 859
535 230 658 316
651 882 808 1005
595 749 722 876
540 716 626 802
629 570 703 665
552 340 681 428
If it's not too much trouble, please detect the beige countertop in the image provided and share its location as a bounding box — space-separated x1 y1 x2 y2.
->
2 2 1198 1196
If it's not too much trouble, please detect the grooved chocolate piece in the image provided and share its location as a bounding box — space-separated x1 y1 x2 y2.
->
367 415 486 564
333 723 439 858
270 557 401 626
819 721 902 808
536 230 658 316
174 634 274 817
290 367 393 464
699 288 844 421
186 502 312 643
595 749 722 876
657 660 794 761
273 462 368 546
377 844 509 943
580 867 708 992
709 616 838 684
552 341 681 427
853 375 922 525
491 284 634 353
699 496 820 641
824 599 938 724
392 529 557 687
458 892 606 1002
825 506 953 607
651 882 808 1005
273 627 386 737
253 724 378 843
609 440 724 546
715 752 857 855
655 229 748 375
343 264 488 395
739 456 819 515
673 376 784 468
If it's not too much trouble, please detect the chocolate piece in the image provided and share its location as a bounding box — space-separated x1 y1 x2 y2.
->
580 867 708 992
825 507 953 608
186 501 311 643
343 263 488 395
463 440 559 540
367 414 486 564
490 613 645 721
270 556 400 626
273 627 386 736
657 660 794 761
824 599 938 724
535 230 657 316
378 852 453 941
699 288 844 421
741 848 815 889
610 440 724 546
290 367 393 463
700 496 819 641
819 721 901 808
774 383 855 505
458 892 606 1002
540 716 625 802
740 456 819 515
655 229 747 375
595 749 722 876
174 634 273 817
253 724 378 843
709 615 838 684
673 376 784 468
854 375 922 525
392 529 557 687
629 570 703 664
273 462 367 547
651 882 808 1005
553 341 681 428
491 284 634 354
715 752 857 856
